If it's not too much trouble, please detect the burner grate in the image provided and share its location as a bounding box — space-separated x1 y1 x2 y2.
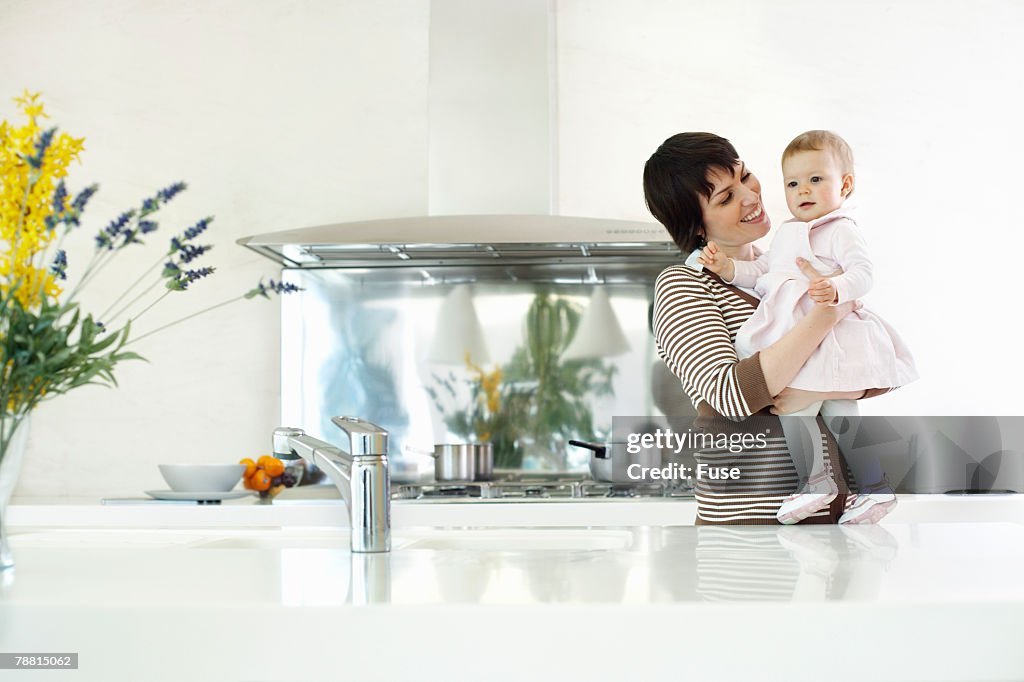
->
392 475 693 501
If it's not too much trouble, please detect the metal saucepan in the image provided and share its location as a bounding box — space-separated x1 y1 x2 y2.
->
431 443 494 482
568 440 614 482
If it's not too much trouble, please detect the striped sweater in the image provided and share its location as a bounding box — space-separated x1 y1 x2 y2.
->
653 263 852 524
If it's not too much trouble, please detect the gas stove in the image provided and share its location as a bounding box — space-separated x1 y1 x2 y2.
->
392 473 694 501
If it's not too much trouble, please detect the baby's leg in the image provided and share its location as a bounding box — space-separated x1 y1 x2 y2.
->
819 400 898 524
779 402 826 483
777 401 839 524
819 399 887 488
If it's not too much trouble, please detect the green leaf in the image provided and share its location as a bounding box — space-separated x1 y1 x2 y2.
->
86 331 120 354
112 351 146 363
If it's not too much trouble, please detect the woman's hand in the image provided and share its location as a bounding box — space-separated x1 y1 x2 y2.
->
807 277 838 304
770 387 828 415
771 387 868 414
796 257 839 303
806 297 863 326
797 258 861 320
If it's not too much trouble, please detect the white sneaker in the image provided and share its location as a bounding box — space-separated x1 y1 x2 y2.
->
839 485 897 525
777 471 839 525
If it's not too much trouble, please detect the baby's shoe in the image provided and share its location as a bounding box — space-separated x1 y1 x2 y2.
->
777 471 839 525
839 478 897 525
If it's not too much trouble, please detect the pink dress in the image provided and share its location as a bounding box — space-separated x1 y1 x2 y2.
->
731 206 918 392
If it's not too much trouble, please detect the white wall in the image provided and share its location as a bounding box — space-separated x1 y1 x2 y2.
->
556 0 1024 415
3 0 1020 497
1 0 430 496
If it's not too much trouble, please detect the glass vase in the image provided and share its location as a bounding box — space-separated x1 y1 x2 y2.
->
0 416 30 571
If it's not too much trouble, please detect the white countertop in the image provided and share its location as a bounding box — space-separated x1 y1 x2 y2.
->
9 490 1024 527
9 491 702 528
2 495 1023 681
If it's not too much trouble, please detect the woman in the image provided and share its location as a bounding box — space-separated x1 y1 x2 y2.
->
645 132 889 525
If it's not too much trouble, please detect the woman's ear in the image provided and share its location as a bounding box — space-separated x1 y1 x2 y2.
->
841 174 855 197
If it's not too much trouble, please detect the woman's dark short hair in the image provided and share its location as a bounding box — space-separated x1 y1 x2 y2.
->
643 132 739 253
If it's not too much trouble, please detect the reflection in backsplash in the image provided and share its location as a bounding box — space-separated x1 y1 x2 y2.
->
428 290 619 469
280 268 689 474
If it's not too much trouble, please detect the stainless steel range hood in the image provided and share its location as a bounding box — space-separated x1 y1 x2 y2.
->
237 214 680 270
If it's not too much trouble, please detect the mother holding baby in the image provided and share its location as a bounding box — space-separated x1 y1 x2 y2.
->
645 132 914 525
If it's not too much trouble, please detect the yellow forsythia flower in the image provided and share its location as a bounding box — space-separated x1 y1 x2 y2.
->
0 91 85 309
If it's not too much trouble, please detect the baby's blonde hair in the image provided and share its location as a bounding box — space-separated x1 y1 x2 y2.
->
782 130 854 196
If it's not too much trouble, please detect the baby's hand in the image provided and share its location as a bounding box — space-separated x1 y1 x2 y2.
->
807 276 838 304
697 241 735 280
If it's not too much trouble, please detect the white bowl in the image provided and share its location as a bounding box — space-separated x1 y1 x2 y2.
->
158 464 245 492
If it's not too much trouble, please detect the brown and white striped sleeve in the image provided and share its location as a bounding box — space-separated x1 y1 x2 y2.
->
653 265 773 420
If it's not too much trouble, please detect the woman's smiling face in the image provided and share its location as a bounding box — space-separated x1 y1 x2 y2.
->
699 162 771 253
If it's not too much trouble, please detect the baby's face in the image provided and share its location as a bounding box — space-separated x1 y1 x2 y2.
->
782 149 853 222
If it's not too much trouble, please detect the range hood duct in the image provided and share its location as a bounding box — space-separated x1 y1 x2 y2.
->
237 1 679 275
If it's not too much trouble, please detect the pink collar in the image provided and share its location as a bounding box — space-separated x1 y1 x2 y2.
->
783 204 857 230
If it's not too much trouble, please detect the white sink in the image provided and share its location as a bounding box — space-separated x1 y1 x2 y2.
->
393 528 633 552
196 531 347 550
10 529 212 549
197 527 634 552
11 527 635 552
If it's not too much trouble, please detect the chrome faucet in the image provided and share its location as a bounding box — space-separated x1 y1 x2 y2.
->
272 417 391 553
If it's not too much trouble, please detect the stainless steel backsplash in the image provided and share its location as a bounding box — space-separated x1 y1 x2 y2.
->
279 267 692 474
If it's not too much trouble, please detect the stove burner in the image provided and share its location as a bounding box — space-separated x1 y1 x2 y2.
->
393 475 693 501
421 486 479 498
608 486 638 498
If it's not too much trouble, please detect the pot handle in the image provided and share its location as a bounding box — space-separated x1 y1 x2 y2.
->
568 439 609 459
404 444 438 458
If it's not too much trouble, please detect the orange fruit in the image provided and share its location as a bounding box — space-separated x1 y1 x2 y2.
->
239 458 257 478
257 455 276 469
242 469 259 490
249 469 272 491
263 458 285 477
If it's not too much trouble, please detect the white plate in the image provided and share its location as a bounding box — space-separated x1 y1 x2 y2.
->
144 490 254 502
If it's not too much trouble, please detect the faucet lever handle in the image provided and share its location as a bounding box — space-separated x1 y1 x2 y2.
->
272 427 304 459
331 416 389 457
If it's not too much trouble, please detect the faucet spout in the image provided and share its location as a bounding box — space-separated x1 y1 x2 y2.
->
273 418 391 553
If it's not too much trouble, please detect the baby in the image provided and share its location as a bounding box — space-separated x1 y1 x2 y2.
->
699 130 917 525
